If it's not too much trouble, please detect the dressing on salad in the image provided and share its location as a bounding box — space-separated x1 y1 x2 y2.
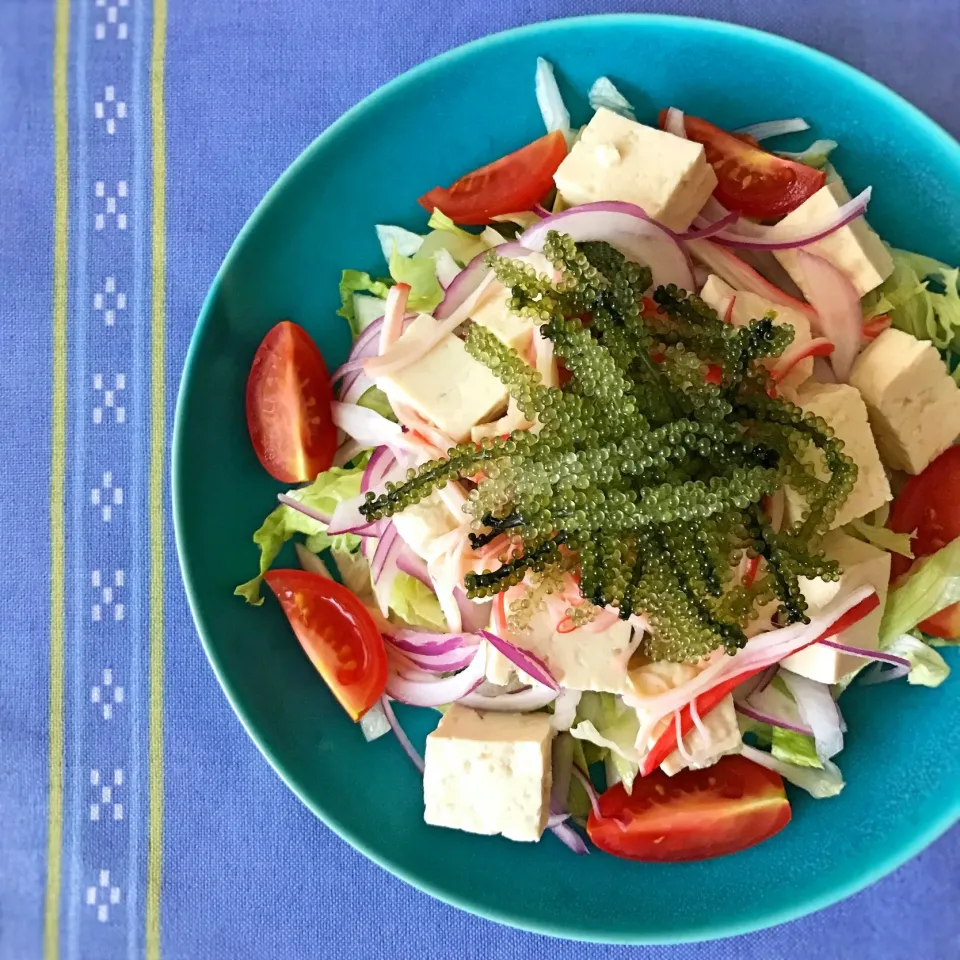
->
235 62 960 862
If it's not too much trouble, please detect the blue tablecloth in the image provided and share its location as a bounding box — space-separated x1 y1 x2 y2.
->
1 2 957 958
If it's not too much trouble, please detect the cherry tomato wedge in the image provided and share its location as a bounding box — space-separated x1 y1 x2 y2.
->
418 131 567 225
265 570 387 720
659 111 825 219
588 755 791 862
889 446 960 637
246 320 338 484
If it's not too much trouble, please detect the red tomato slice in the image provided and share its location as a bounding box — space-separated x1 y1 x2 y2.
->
246 320 337 484
588 755 791 862
889 446 960 637
659 111 825 219
265 570 387 720
418 131 567 225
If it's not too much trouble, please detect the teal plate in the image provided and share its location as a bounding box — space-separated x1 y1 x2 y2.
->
173 15 960 944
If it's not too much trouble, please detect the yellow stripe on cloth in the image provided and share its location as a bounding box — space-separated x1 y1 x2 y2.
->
44 2 71 958
146 0 168 956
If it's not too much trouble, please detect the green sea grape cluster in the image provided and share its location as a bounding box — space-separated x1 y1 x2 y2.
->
360 232 856 661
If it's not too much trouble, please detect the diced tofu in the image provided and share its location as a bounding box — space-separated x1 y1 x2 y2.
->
470 284 538 354
699 274 814 387
553 108 718 232
375 314 508 442
660 694 742 776
487 605 641 694
392 491 461 562
423 704 553 842
781 531 891 683
773 178 894 297
849 328 960 474
786 382 892 528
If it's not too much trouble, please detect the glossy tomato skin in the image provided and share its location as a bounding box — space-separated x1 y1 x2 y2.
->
418 130 567 225
659 111 824 219
265 570 387 720
246 320 337 484
889 446 960 637
587 755 791 862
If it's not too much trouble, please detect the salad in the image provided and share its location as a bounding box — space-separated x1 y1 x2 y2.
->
235 62 960 862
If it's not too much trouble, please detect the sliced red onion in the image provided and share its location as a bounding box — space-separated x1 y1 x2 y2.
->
362 446 399 494
392 646 478 674
550 689 582 732
682 210 740 241
778 669 844 761
710 188 872 251
795 250 863 381
333 437 367 467
433 242 525 321
380 696 425 773
294 543 333 579
663 106 686 138
532 203 551 218
396 548 431 587
735 117 810 141
277 493 331 525
519 202 694 290
479 629 560 691
338 370 374 406
547 811 571 829
384 646 486 707
326 494 380 537
734 701 812 737
455 591 492 634
819 639 911 670
359 699 391 741
371 523 400 581
686 238 817 320
457 684 559 712
571 765 602 820
331 401 404 448
550 821 589 854
331 357 367 383
384 631 474 656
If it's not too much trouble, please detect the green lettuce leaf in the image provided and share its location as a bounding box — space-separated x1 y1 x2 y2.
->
846 518 914 558
235 465 366 604
571 693 640 793
863 248 960 354
419 208 489 264
336 270 392 337
357 385 396 421
740 744 844 798
389 573 447 631
885 633 951 687
587 77 635 119
388 247 444 313
771 727 821 768
879 538 960 645
777 139 838 169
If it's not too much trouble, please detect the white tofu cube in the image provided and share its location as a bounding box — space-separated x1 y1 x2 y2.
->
392 491 461 562
773 179 894 297
423 704 553 842
660 694 742 776
849 328 960 474
553 108 718 232
781 531 891 683
375 314 508 442
786 382 892 529
470 284 537 355
699 274 814 388
488 605 641 694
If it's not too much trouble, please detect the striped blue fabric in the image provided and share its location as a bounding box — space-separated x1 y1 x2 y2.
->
0 2 957 959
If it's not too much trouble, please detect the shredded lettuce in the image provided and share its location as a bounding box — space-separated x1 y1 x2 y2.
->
420 208 489 264
587 77 635 119
353 294 387 334
565 738 593 818
336 270 392 338
235 465 366 604
389 573 447 631
863 248 960 354
535 57 572 144
388 247 444 313
570 693 640 793
884 633 951 687
740 744 845 798
357 385 395 421
771 727 822 768
375 224 423 261
777 139 837 169
879 538 960 645
846 518 914 558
